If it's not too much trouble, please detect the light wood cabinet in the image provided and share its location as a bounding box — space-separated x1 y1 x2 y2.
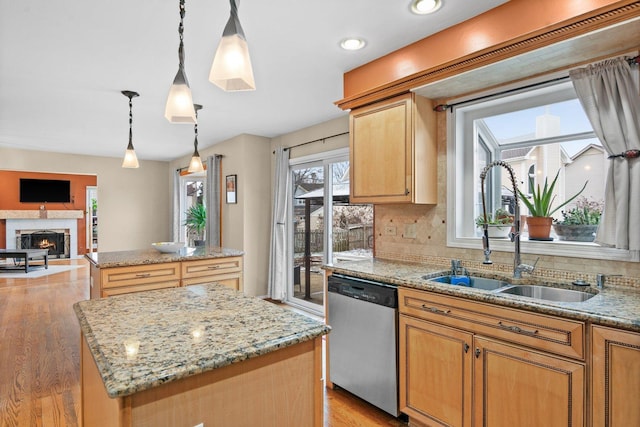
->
474 336 585 427
399 287 586 427
90 256 244 298
399 315 473 427
181 256 243 291
591 325 640 426
349 93 437 204
99 263 181 298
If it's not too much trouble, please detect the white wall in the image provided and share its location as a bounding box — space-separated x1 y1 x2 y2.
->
0 147 171 252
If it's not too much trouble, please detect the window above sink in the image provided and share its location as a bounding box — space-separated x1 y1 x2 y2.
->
446 74 639 262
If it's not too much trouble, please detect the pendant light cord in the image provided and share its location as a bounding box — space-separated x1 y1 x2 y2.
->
128 96 133 147
178 0 186 67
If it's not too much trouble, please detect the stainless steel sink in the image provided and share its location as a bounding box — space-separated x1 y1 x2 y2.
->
425 275 511 291
495 285 596 302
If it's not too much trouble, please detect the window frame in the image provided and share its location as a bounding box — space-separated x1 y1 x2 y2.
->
446 79 639 262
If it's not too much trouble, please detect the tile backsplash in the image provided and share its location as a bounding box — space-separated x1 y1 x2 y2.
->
374 203 640 290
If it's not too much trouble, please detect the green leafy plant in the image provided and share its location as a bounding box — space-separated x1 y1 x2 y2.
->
475 208 514 227
184 203 206 239
517 171 587 217
556 197 602 225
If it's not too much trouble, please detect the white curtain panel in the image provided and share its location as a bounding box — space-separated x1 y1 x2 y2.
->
268 147 292 300
172 169 181 242
205 155 222 247
570 58 640 255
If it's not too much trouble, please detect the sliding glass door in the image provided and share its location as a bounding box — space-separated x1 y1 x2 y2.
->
288 150 372 314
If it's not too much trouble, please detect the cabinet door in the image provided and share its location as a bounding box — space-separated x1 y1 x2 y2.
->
473 336 585 427
350 94 412 203
399 314 473 427
591 326 640 426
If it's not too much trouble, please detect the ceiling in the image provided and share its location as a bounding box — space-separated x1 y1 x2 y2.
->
0 0 509 162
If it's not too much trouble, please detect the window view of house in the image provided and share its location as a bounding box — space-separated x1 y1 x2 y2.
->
455 80 606 245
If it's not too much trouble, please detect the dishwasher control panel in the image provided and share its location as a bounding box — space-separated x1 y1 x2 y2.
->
328 274 397 308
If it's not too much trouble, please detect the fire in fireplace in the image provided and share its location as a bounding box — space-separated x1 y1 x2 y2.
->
20 230 68 258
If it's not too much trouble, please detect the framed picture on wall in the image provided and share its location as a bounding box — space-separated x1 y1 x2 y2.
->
226 175 237 204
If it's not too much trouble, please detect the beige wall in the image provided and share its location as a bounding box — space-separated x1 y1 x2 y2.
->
170 134 272 297
0 147 171 252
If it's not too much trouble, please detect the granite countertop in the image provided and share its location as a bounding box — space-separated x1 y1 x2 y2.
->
74 283 330 398
86 246 244 268
324 259 640 333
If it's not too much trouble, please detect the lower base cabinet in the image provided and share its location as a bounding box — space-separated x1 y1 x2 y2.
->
591 326 640 426
474 336 585 427
400 316 472 427
399 288 586 427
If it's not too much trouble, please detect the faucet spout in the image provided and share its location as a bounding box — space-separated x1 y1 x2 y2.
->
479 160 524 277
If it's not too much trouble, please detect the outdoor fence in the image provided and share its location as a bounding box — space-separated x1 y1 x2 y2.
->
294 224 373 254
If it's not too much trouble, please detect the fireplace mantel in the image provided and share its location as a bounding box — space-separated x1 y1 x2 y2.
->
0 210 84 219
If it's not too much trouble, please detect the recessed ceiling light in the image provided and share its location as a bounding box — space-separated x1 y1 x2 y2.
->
410 0 442 15
340 38 366 51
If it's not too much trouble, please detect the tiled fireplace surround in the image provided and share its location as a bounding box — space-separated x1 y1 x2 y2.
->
2 210 83 258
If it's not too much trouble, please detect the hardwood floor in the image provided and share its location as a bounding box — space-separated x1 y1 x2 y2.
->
0 258 406 427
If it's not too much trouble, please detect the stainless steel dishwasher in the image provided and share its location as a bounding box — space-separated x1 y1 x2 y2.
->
327 273 399 417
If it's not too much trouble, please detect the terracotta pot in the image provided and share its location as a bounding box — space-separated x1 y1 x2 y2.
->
526 216 553 240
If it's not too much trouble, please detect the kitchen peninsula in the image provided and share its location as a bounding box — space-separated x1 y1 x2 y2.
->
74 283 330 426
86 247 244 298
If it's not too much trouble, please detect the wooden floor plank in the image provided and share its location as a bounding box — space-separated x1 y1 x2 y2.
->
0 258 406 427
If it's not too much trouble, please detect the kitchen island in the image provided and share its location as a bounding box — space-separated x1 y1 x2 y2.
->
86 246 244 298
74 283 330 427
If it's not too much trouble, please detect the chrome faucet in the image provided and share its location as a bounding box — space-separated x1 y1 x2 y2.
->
596 273 621 289
480 160 536 279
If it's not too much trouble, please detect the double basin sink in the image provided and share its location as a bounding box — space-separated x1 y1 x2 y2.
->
425 274 596 303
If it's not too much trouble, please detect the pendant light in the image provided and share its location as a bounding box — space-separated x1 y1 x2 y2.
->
121 90 140 169
209 0 256 91
187 104 204 173
165 0 197 123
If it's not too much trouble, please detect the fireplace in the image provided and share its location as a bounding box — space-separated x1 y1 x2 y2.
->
18 230 69 258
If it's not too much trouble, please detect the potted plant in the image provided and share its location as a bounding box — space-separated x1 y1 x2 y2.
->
553 197 602 242
475 208 514 238
517 171 587 240
184 203 206 246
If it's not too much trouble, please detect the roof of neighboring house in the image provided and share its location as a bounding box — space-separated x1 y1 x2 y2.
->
295 183 350 201
570 143 605 160
501 147 534 160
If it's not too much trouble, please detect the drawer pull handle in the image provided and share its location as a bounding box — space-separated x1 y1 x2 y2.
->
421 304 451 315
207 265 220 270
498 321 539 336
135 273 151 278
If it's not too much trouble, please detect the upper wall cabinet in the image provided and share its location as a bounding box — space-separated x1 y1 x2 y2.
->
349 93 436 204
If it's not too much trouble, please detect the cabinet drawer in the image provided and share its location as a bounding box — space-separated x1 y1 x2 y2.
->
183 273 242 290
102 281 180 297
399 287 585 360
182 257 242 279
101 263 181 289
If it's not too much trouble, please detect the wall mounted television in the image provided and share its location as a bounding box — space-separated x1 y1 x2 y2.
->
19 178 71 203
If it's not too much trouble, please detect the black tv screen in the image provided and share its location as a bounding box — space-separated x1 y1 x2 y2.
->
20 178 71 203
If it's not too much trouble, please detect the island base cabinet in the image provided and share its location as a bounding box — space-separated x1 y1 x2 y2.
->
591 326 640 426
473 337 585 427
81 336 323 427
399 314 473 427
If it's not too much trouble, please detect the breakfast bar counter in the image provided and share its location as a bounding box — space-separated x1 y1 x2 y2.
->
74 283 330 426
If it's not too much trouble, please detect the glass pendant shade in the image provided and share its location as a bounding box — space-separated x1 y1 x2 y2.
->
209 0 255 91
209 34 255 91
187 103 204 173
187 148 204 173
122 141 140 168
165 67 197 123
